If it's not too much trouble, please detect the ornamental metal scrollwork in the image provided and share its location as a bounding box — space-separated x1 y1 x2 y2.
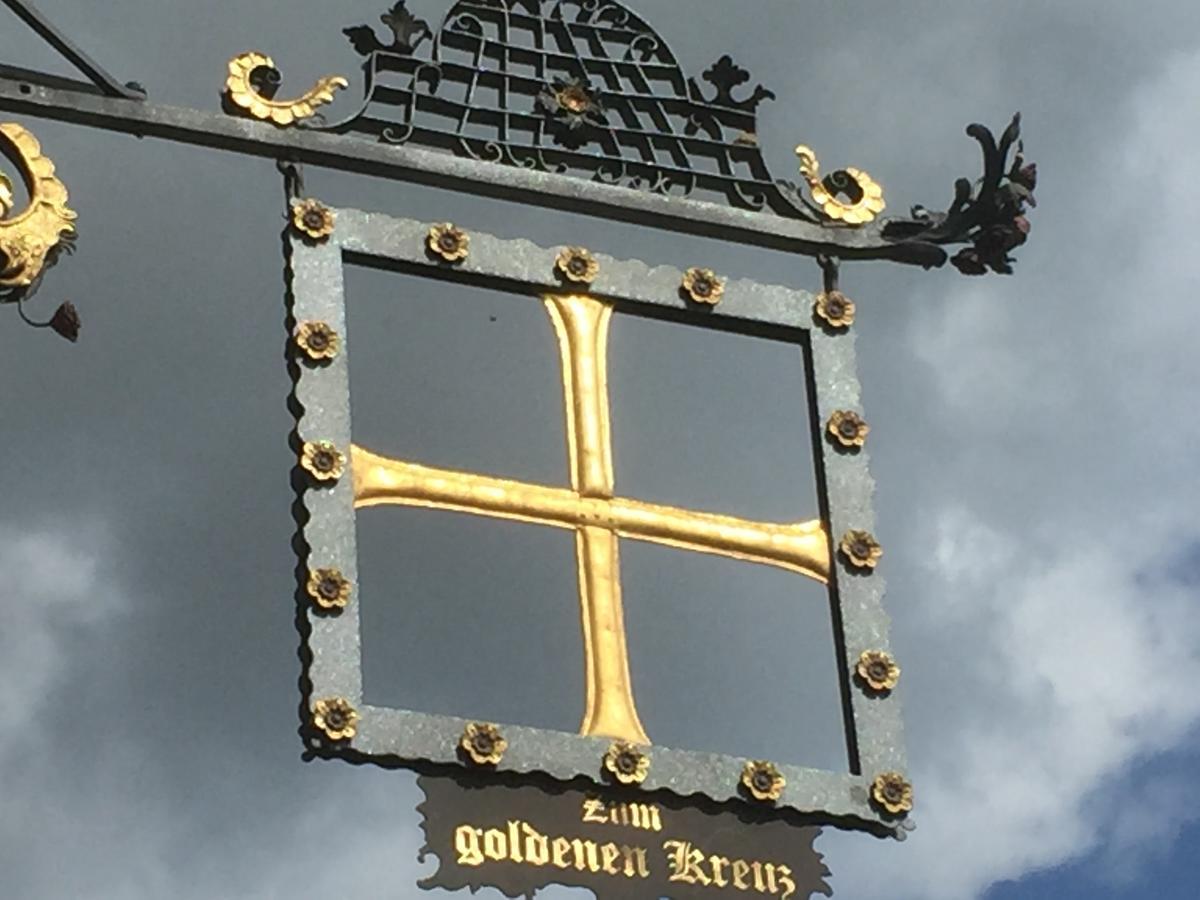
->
278 1 1035 275
794 144 886 226
309 1 816 220
882 114 1036 275
0 122 76 295
223 52 348 126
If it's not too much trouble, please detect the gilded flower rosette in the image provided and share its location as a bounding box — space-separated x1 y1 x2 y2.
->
871 772 913 815
681 267 725 305
741 760 786 801
292 199 335 242
839 529 882 570
460 722 507 765
307 567 352 611
312 697 358 741
294 321 340 361
603 741 650 785
428 223 469 262
556 246 600 284
814 291 856 329
301 440 346 482
856 650 900 692
828 410 869 449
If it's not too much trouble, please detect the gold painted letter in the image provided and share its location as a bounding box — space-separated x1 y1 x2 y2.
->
571 838 601 873
506 821 524 863
582 798 608 824
523 822 549 866
732 859 751 890
710 855 731 887
620 845 650 879
455 826 484 867
483 828 508 861
601 843 621 875
552 837 572 869
777 864 797 900
664 840 712 886
628 803 662 832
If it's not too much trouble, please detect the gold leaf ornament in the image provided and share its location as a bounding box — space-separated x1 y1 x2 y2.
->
0 123 77 290
795 144 885 225
225 52 348 126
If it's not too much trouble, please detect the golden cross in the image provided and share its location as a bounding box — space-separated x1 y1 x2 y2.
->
352 294 830 744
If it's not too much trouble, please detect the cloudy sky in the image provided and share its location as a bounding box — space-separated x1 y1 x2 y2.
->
2 1 1199 898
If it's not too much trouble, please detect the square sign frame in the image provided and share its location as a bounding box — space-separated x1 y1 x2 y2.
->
288 205 905 837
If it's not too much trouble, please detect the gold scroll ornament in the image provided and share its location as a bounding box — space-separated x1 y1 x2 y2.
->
225 52 348 126
352 295 830 744
794 144 885 225
0 123 77 290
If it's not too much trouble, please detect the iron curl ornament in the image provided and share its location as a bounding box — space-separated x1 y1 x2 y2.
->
882 113 1036 275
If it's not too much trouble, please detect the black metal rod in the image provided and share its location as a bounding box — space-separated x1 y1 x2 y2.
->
0 0 143 99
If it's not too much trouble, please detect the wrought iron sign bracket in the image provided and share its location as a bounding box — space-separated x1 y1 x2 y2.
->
0 1 1036 274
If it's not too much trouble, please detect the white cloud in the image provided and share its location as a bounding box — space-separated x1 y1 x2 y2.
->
822 47 1200 899
0 520 125 756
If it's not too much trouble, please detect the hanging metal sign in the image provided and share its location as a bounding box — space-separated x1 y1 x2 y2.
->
415 772 832 899
287 203 908 836
1 0 1038 894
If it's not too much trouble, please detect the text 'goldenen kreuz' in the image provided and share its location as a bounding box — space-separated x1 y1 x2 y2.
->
453 819 799 900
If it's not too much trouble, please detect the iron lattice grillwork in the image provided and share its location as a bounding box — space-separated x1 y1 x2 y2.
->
322 0 817 219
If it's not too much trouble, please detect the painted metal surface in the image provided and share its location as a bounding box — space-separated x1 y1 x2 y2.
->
287 205 908 838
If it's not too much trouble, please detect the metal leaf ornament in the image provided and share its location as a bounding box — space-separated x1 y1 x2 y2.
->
882 114 1036 275
697 55 775 112
381 2 430 53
